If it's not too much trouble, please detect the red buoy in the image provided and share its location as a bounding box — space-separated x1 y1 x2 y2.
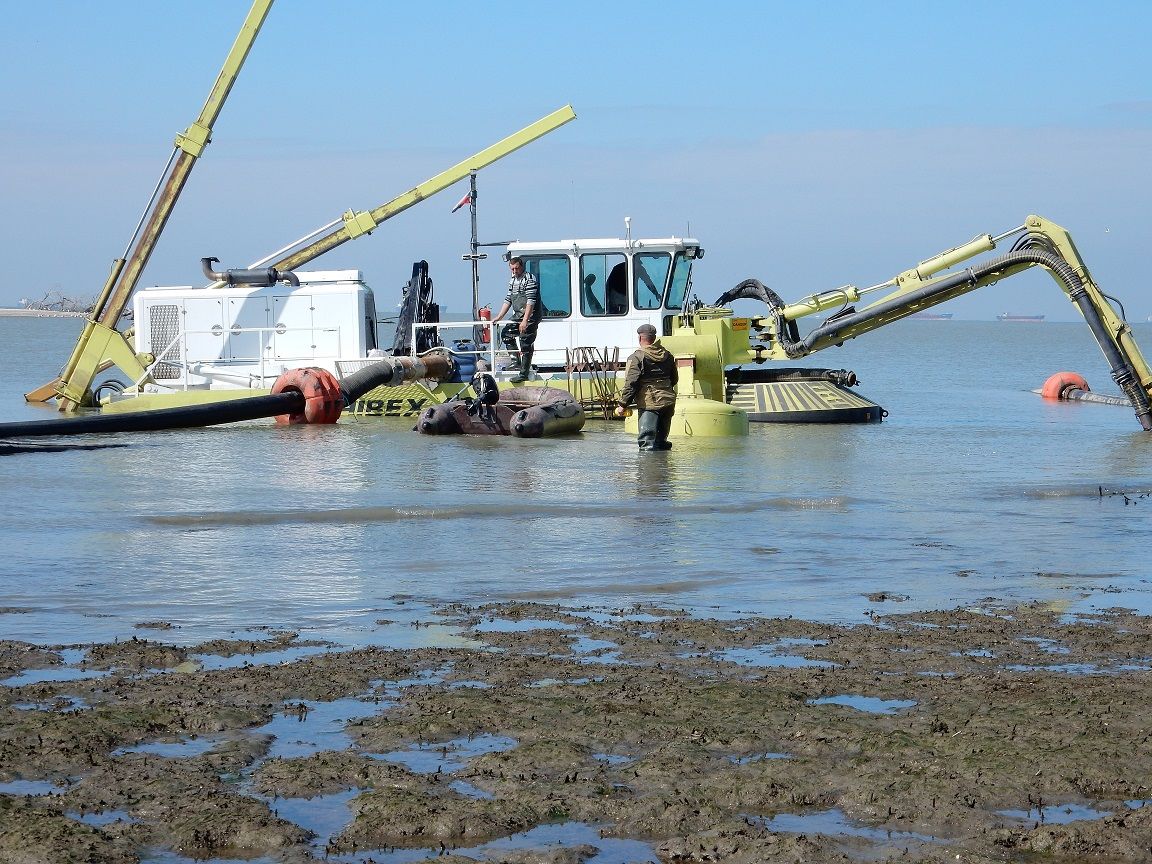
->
1041 371 1090 400
270 367 343 424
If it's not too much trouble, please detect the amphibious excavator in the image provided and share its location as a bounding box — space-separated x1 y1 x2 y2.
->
654 214 1152 433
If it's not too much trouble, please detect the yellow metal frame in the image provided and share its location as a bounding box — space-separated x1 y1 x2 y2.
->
30 0 274 411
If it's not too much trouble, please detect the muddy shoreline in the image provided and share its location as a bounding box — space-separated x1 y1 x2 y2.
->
2 600 1151 863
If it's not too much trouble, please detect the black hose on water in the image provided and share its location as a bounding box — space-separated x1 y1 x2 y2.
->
0 356 429 442
0 393 304 439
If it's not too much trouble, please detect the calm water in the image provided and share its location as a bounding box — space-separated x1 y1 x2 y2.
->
3 315 1152 647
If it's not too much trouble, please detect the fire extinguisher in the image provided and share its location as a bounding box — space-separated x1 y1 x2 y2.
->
478 305 491 344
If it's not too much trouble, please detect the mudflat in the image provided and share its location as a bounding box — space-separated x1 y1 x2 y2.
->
1 600 1150 863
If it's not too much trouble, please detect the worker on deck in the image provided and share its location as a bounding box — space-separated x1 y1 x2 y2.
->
615 323 678 451
491 257 541 383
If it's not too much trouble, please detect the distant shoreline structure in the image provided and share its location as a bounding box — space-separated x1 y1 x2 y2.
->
910 312 954 320
996 313 1046 322
0 309 87 318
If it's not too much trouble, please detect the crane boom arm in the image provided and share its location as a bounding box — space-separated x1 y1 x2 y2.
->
206 105 576 281
33 0 274 410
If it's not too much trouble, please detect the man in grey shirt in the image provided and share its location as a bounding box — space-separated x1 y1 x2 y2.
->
491 257 541 383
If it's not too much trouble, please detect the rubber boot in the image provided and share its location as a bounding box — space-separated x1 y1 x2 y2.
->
511 347 533 384
637 409 658 450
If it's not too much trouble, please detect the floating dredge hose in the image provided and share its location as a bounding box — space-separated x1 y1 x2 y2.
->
756 238 1152 431
0 352 454 440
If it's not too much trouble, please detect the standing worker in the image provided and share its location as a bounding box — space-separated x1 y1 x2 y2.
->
615 323 678 451
491 257 541 383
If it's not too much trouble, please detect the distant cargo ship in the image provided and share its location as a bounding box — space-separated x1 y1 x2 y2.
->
910 312 953 320
997 313 1045 322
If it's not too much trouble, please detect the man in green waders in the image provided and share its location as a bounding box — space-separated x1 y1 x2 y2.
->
614 323 678 451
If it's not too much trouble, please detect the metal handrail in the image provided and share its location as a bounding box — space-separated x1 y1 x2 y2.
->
412 320 502 374
143 324 342 390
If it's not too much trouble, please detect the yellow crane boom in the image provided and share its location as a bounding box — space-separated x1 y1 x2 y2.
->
27 0 274 411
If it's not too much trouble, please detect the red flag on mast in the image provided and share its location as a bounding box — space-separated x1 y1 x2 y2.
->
451 193 471 213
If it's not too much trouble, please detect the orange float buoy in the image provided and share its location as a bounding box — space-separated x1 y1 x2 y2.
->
1041 371 1090 400
270 367 344 424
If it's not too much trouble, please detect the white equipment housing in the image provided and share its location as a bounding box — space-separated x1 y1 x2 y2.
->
131 269 378 390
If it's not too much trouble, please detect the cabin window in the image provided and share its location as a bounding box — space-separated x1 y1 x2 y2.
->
665 251 693 311
634 252 671 310
580 253 627 317
524 255 571 318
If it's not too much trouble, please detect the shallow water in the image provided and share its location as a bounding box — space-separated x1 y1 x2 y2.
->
3 316 1152 648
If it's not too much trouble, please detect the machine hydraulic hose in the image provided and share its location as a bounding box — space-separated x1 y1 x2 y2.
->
767 246 1152 430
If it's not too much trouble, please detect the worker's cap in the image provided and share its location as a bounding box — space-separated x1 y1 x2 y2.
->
637 324 658 338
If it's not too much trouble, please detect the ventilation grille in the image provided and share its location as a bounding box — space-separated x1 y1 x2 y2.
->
148 305 182 379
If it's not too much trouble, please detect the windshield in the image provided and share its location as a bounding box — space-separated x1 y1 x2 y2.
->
634 252 670 311
665 252 692 310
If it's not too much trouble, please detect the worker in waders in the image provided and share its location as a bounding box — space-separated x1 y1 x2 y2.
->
491 257 541 383
615 323 678 451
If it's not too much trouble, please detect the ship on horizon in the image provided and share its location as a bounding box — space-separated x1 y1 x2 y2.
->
996 312 1045 322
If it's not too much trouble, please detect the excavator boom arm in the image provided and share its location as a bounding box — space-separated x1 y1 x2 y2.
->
746 215 1152 429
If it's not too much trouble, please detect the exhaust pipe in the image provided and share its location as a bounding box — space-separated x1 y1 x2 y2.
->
201 257 300 287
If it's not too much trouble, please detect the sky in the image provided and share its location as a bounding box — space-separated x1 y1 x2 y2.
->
2 1 1150 323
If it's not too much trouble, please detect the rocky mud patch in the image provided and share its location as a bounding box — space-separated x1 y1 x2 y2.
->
1 601 1150 862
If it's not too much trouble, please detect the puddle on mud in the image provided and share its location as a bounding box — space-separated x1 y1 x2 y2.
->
472 618 577 633
472 821 659 863
594 753 634 767
730 752 790 764
711 637 840 669
0 779 61 796
2 666 111 687
368 733 518 774
263 787 359 848
257 696 388 760
192 644 334 671
13 695 89 711
996 803 1114 824
1004 662 1109 673
68 808 136 827
569 635 620 655
954 648 995 658
806 694 918 714
754 807 944 845
1019 635 1071 654
449 779 494 800
112 737 222 758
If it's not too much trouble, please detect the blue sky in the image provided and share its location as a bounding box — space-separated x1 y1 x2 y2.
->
2 1 1150 322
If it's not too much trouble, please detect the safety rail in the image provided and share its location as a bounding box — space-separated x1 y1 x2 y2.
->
142 324 344 390
411 320 505 377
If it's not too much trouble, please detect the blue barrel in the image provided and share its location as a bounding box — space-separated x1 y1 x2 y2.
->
448 341 477 383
